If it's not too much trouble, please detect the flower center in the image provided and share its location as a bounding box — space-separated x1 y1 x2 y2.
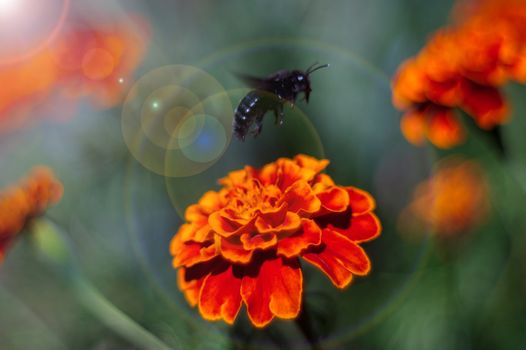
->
228 181 281 219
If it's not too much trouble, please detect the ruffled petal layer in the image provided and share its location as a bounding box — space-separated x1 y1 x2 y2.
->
241 256 302 328
302 229 371 288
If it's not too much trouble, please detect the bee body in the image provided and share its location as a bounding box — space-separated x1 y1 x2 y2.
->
232 63 328 140
233 91 281 140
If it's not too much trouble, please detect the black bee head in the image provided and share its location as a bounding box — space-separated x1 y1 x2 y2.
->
290 71 312 102
301 63 330 102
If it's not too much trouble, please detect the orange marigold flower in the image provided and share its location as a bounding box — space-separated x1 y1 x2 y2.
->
392 0 526 148
0 167 63 261
170 155 381 327
400 158 489 237
401 105 465 149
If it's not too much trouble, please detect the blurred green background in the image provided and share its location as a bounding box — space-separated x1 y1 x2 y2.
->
2 0 526 349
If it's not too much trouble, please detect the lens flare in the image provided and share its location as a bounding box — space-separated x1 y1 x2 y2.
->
140 85 204 150
0 0 69 65
178 114 227 163
122 65 233 177
0 0 18 14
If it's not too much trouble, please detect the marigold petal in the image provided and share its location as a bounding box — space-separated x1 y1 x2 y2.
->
177 223 211 243
302 251 353 289
198 264 242 325
277 219 322 258
177 223 196 242
255 212 302 235
392 59 427 108
240 232 278 251
178 269 202 306
172 240 217 268
276 159 316 189
426 78 461 106
427 109 465 149
302 229 371 288
256 163 278 185
258 202 288 225
333 213 382 243
347 187 376 214
281 181 321 214
294 154 329 173
461 81 509 129
219 168 252 187
198 191 224 212
209 210 254 238
220 237 254 264
184 204 204 223
194 225 213 242
400 109 427 146
241 256 302 328
317 186 349 213
325 229 371 274
178 261 215 307
169 232 183 255
313 173 335 188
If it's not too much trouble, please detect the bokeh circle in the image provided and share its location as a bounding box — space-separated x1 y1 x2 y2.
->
121 65 233 177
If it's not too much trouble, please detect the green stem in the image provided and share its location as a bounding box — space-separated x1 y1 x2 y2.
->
33 219 174 350
68 272 173 350
489 126 507 159
295 298 324 350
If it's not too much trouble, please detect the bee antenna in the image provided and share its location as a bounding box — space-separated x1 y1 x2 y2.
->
306 63 330 75
305 62 319 73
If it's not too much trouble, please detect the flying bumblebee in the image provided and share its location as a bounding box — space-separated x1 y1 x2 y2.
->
233 63 329 140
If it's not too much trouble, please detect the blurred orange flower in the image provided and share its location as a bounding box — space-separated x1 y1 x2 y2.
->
400 158 489 237
0 167 63 261
0 48 61 132
392 0 526 148
53 17 149 108
170 155 381 327
0 16 149 133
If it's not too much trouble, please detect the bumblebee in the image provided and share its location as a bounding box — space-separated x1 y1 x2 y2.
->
233 63 329 140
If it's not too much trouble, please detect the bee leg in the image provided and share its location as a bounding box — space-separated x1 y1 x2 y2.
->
274 106 284 126
253 114 264 137
287 97 295 110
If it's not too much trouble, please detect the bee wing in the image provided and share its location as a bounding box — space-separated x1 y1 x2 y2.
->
234 73 272 90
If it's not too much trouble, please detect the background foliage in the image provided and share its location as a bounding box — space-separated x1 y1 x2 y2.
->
2 0 526 349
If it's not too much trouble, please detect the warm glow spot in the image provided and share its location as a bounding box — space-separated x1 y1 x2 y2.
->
400 158 489 238
0 0 18 14
81 48 116 81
